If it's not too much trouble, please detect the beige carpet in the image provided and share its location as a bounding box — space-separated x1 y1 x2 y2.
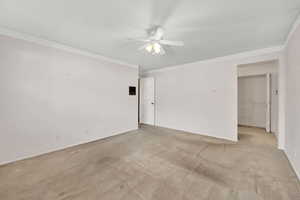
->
0 125 299 200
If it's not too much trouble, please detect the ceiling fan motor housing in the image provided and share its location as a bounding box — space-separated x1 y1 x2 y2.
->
149 26 164 41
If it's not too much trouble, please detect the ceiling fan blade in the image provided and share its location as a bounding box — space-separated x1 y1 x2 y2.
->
138 44 149 51
160 40 184 46
129 38 151 43
160 46 166 55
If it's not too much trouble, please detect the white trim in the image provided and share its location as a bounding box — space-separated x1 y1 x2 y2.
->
284 150 300 181
277 54 286 150
0 128 138 166
157 125 238 142
284 14 300 48
266 73 271 133
0 26 138 68
145 46 283 74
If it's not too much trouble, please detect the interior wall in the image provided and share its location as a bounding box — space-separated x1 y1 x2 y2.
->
284 18 300 179
144 60 238 141
238 75 267 128
143 49 282 142
0 35 138 165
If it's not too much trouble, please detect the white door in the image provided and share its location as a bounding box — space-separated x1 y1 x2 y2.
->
238 75 267 128
140 77 155 125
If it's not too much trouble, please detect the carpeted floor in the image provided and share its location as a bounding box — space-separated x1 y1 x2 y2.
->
0 125 299 200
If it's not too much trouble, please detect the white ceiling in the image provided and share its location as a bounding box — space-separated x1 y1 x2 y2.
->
0 0 299 71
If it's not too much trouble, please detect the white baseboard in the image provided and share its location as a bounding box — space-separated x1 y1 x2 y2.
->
152 124 238 142
0 127 138 166
284 150 300 181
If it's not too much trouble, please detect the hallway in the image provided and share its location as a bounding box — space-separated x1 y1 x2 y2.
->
238 126 277 147
0 126 299 200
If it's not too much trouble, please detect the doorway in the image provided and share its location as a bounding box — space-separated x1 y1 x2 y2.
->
139 77 155 125
238 75 269 130
237 61 279 144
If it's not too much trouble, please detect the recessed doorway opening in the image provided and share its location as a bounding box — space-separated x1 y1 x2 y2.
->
237 60 279 146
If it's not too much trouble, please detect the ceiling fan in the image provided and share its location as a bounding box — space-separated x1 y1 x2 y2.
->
132 26 184 55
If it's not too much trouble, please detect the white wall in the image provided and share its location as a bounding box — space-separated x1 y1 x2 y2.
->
143 48 283 142
144 60 238 141
0 35 138 165
238 75 267 128
284 18 300 179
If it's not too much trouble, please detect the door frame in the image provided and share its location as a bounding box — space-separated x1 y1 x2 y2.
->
238 74 270 131
266 73 271 133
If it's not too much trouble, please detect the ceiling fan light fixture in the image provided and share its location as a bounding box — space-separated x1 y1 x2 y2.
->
145 42 162 55
145 43 153 53
134 26 184 56
153 42 161 54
